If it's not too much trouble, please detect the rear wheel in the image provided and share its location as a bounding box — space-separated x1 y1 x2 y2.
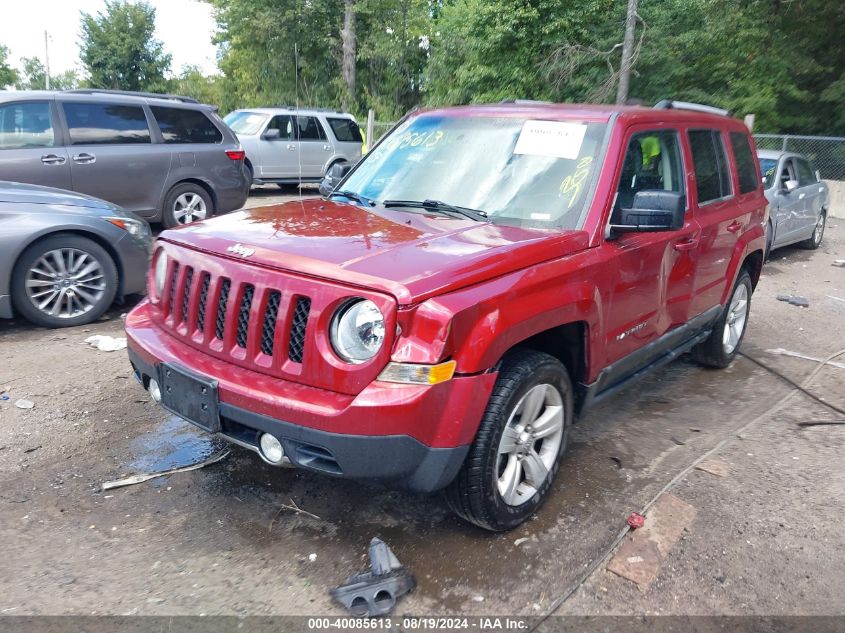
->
691 270 752 368
764 220 773 260
11 234 118 328
162 183 213 228
445 349 573 531
800 210 826 250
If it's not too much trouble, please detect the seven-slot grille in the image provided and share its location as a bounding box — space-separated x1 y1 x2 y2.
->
164 264 311 365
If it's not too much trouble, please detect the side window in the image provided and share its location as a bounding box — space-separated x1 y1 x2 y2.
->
63 102 150 145
0 102 55 150
151 106 223 144
729 131 759 194
796 158 816 186
614 129 684 216
688 130 732 204
295 116 327 141
266 115 294 140
327 117 363 143
780 159 798 188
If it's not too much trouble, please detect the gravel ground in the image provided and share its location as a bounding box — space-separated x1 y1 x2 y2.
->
0 201 843 618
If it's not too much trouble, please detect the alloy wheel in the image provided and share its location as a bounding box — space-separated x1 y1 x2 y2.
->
813 213 825 245
495 383 564 506
722 283 749 354
25 248 106 319
173 192 208 224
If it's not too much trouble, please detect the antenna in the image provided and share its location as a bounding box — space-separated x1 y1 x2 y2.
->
294 42 303 201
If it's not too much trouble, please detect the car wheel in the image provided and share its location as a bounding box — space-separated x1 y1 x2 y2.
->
800 210 826 250
11 234 118 328
764 220 773 261
691 270 752 369
162 183 213 228
445 348 573 531
245 162 254 191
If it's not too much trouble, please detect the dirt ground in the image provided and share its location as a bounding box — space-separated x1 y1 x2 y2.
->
1 197 844 618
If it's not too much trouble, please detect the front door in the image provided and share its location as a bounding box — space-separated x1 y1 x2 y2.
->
795 157 824 237
603 127 700 370
773 157 804 244
256 115 298 178
0 100 72 190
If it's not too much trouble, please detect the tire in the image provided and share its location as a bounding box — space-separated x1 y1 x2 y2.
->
161 183 213 228
245 162 254 191
11 234 118 328
799 210 826 250
764 220 773 261
445 348 574 531
691 270 752 369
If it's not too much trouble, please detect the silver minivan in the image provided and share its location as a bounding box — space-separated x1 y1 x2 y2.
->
223 107 363 187
758 149 829 256
0 90 249 227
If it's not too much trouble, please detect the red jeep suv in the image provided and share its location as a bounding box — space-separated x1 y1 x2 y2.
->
126 100 766 531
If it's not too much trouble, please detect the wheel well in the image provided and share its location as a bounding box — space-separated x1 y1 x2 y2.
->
169 178 217 212
513 321 588 389
742 250 764 290
12 229 124 298
244 158 254 176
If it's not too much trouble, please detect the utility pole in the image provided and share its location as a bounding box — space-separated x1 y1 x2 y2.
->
615 0 638 105
44 31 50 90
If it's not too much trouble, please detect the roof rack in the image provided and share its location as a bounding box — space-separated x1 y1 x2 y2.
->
258 105 347 113
64 89 199 104
499 99 552 105
653 99 729 116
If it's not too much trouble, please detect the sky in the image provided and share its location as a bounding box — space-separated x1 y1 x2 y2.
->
0 0 219 78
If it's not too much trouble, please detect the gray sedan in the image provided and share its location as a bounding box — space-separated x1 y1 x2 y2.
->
758 149 829 256
0 181 152 328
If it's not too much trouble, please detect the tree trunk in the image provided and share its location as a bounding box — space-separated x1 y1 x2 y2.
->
341 0 357 109
615 0 639 105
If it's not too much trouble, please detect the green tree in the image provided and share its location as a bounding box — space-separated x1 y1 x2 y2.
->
171 65 224 106
0 45 18 88
15 57 79 90
79 0 171 91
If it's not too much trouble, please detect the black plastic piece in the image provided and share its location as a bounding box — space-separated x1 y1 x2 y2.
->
330 538 416 617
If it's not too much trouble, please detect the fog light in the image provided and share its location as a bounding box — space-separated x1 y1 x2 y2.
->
259 433 285 464
148 378 162 403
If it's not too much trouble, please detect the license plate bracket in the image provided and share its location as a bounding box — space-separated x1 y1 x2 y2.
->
158 363 220 433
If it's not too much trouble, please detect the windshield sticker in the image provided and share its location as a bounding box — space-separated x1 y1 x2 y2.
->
513 120 587 160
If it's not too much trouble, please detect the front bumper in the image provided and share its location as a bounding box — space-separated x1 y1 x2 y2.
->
114 232 152 296
126 302 497 492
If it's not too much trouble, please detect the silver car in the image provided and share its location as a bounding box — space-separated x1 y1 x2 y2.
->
0 89 249 228
223 107 363 186
0 181 151 328
758 149 829 255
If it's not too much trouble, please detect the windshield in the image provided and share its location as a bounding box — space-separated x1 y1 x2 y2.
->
341 114 608 228
760 158 778 189
224 111 268 135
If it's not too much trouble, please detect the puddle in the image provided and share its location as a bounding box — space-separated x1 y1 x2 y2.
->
127 415 224 473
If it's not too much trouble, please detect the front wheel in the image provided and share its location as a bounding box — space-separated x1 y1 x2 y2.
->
445 349 573 531
691 270 752 368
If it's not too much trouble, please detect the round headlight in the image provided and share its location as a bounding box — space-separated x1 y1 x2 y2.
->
330 299 385 363
153 250 168 299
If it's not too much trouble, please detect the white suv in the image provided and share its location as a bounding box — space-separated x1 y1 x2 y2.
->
224 107 363 187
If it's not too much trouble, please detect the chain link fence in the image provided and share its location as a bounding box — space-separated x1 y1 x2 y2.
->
754 134 845 181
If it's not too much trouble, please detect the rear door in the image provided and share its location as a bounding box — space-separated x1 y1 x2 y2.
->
295 115 332 178
256 114 297 178
59 100 171 215
0 99 72 190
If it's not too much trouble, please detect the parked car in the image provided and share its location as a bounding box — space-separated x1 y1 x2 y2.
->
223 107 362 187
125 100 766 531
0 89 249 228
0 181 152 327
757 149 828 256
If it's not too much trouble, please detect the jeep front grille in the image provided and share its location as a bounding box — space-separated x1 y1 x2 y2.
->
260 291 281 356
236 285 254 349
288 297 311 363
215 279 230 340
196 272 210 333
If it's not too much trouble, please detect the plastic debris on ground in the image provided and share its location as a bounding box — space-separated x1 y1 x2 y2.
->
14 399 34 409
626 512 646 529
100 450 229 491
330 537 415 617
85 335 127 352
775 294 810 307
833 259 845 268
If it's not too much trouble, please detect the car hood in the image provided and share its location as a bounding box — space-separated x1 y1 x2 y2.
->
160 199 590 304
0 180 118 211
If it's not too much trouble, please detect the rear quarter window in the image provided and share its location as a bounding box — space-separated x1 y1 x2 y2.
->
327 117 363 143
63 102 150 145
0 101 55 149
688 129 732 204
152 106 223 144
729 132 760 194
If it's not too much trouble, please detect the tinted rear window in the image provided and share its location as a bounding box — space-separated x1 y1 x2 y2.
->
688 130 732 204
295 116 327 141
729 132 759 194
0 101 55 149
327 117 362 143
63 102 150 145
151 106 223 144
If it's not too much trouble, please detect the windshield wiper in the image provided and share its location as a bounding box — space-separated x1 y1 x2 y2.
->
328 190 375 206
382 199 487 222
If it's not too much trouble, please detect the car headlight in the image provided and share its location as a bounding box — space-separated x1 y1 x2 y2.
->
105 216 149 238
330 299 385 363
153 250 168 298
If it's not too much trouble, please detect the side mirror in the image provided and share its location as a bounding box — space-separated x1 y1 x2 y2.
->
319 162 353 197
261 128 282 141
610 191 686 236
782 179 798 193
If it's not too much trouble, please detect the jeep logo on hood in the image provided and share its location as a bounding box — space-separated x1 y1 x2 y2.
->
226 243 255 258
